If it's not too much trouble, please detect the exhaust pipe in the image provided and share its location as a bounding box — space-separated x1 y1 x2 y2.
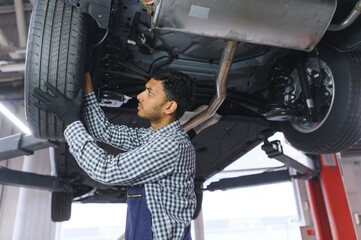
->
182 40 239 132
328 0 361 31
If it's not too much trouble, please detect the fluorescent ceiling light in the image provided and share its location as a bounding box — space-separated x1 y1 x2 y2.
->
0 63 25 72
0 103 31 135
0 60 10 65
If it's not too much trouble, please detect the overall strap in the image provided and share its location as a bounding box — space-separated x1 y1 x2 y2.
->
125 185 153 240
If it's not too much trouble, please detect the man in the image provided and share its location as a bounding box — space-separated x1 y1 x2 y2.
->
33 69 196 239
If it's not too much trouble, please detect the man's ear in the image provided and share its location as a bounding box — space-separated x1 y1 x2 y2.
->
164 101 177 115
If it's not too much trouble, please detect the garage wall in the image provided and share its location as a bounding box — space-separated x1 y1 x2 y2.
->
0 102 58 240
340 151 361 239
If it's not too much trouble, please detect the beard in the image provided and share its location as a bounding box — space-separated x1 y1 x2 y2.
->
137 104 163 123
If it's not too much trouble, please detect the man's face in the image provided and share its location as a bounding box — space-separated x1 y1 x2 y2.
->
136 78 169 122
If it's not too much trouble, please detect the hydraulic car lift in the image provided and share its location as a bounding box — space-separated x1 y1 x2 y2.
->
260 140 358 240
0 133 359 239
203 136 359 240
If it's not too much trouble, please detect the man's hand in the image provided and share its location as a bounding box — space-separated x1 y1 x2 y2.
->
33 82 83 125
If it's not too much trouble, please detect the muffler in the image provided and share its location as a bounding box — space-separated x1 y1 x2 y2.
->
150 0 336 51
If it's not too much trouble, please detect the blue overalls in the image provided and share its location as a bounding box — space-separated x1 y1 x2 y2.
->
125 185 192 240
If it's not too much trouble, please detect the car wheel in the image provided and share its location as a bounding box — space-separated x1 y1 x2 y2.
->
51 191 73 222
280 46 361 154
25 0 88 141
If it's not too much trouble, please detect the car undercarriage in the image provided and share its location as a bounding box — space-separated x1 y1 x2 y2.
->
16 0 361 221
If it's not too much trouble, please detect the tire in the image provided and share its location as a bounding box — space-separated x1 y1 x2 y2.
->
25 0 88 141
281 47 361 154
51 191 73 222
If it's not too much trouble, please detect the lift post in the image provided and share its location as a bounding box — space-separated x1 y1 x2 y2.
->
309 154 357 240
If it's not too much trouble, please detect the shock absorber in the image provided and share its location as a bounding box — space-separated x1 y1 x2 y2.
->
294 53 317 121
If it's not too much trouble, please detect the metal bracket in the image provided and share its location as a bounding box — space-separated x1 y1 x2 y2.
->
0 133 59 161
261 139 318 178
63 0 112 29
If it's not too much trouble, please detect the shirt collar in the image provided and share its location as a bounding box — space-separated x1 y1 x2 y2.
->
153 120 182 135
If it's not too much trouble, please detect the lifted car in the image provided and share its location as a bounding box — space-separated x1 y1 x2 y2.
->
23 0 361 221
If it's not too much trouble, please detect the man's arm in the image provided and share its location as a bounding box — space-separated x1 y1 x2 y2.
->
64 121 178 186
83 73 147 150
83 72 93 94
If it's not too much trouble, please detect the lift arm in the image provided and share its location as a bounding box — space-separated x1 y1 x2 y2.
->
0 133 58 161
0 133 72 192
206 170 291 191
0 167 71 192
261 139 318 177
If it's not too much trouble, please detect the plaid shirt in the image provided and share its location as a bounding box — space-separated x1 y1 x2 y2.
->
64 92 196 239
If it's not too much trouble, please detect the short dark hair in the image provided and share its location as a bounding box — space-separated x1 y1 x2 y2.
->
151 68 194 119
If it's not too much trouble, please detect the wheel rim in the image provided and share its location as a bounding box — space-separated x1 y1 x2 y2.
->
290 58 335 133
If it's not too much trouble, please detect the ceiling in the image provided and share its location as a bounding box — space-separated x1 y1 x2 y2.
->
0 0 33 100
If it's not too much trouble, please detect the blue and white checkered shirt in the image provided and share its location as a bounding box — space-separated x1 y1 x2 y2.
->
64 92 196 239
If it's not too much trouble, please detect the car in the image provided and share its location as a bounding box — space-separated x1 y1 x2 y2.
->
24 0 361 221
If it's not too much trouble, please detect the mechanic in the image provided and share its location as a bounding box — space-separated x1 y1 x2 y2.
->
33 69 196 240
